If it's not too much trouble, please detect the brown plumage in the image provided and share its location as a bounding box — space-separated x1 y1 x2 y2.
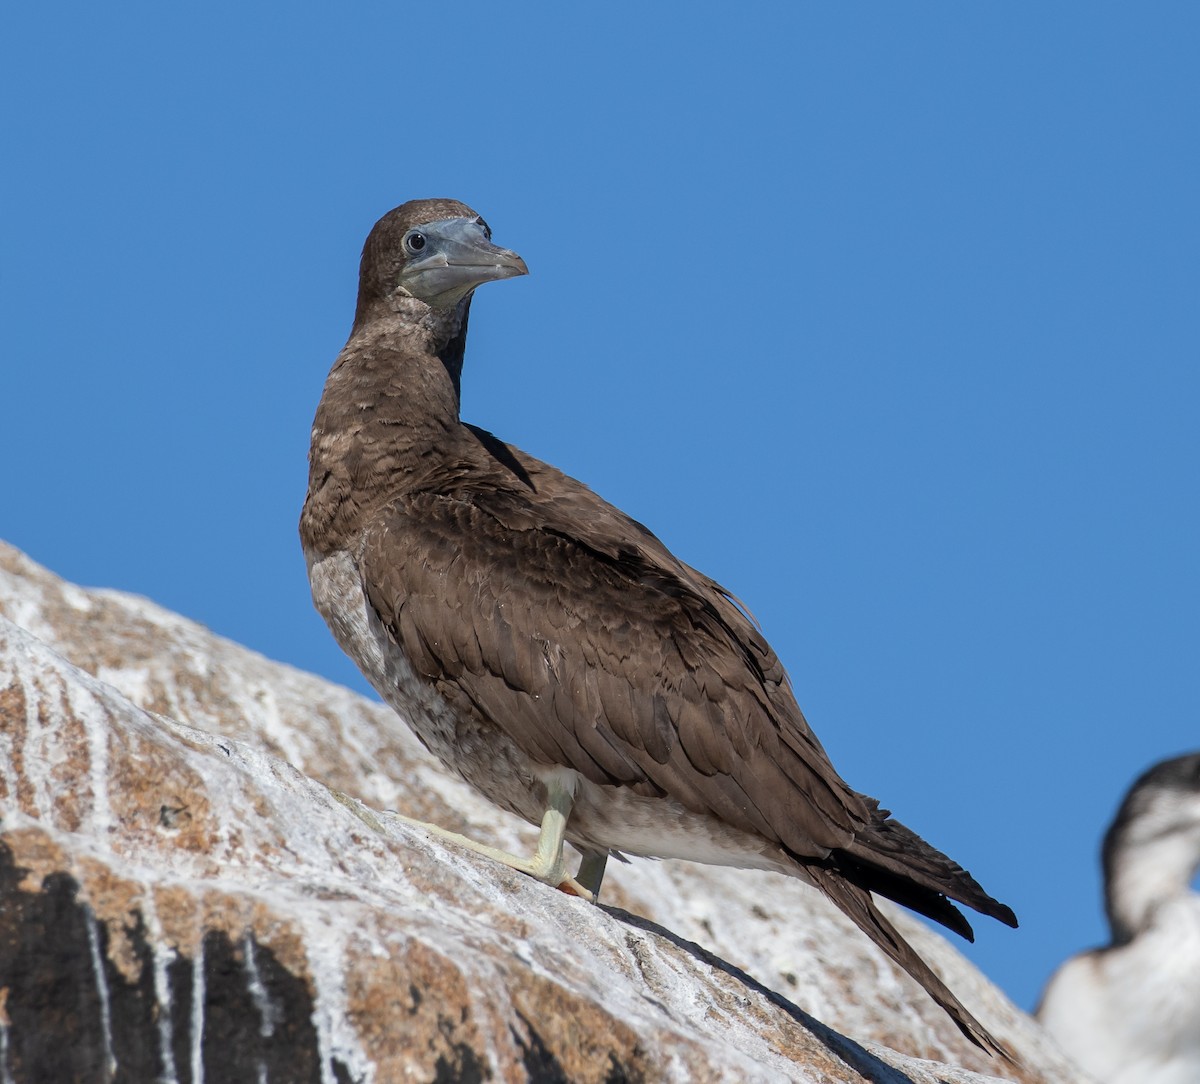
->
300 198 1018 1056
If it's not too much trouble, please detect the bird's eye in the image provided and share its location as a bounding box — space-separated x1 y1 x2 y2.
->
475 216 492 240
405 231 427 254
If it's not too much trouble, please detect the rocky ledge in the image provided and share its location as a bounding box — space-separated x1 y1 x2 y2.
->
0 542 1081 1083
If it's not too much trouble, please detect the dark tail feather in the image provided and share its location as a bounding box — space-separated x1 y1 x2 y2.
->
807 865 1015 1061
844 802 1019 932
831 850 980 941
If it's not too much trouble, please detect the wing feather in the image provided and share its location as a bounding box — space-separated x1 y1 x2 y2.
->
361 484 870 857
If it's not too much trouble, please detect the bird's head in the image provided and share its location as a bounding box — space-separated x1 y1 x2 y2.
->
1108 752 1200 851
1101 750 1200 941
354 198 527 327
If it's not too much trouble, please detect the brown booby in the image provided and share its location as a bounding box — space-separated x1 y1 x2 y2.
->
300 198 1018 1055
1038 752 1200 1083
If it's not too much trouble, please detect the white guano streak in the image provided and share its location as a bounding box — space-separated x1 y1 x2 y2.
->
66 678 114 838
140 892 180 1084
190 932 205 1084
85 907 118 1082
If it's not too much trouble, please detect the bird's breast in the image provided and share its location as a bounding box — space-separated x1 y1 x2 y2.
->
305 546 547 818
1040 895 1200 1084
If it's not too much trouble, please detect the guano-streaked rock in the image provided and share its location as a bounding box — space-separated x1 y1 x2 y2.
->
0 542 1082 1082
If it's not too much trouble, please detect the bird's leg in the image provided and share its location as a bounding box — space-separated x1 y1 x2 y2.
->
517 778 596 900
383 780 597 901
575 850 609 898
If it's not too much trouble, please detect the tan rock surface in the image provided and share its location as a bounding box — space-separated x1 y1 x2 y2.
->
0 542 1082 1082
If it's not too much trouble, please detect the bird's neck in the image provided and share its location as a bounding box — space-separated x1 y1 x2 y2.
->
351 292 472 401
300 299 471 556
1104 818 1200 943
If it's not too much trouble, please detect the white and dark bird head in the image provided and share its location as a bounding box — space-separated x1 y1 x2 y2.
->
1102 751 1200 943
353 198 528 330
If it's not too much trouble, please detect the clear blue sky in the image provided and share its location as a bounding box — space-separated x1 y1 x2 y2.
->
3 4 1197 1013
